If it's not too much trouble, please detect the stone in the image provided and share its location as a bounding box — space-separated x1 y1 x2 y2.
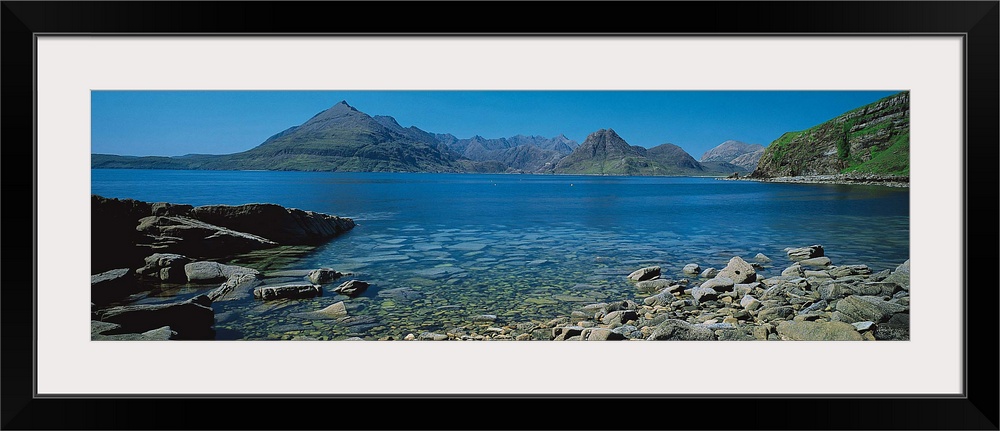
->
208 272 263 302
699 268 719 278
188 203 356 245
472 314 498 322
643 290 676 307
151 202 194 217
835 295 909 323
781 264 804 277
883 259 911 291
701 277 735 292
756 306 795 322
628 266 661 282
601 310 639 326
95 295 214 339
136 215 280 258
291 301 348 320
740 294 762 311
682 263 701 275
852 321 876 331
829 265 873 278
583 328 625 341
253 283 322 300
184 261 259 284
776 320 863 341
635 279 673 294
798 257 832 268
333 280 370 297
800 299 829 314
804 270 831 279
552 326 585 340
136 253 191 282
307 268 343 284
754 253 772 263
691 286 718 303
418 332 449 341
717 256 756 284
646 319 716 340
786 245 824 262
91 268 136 305
818 281 852 301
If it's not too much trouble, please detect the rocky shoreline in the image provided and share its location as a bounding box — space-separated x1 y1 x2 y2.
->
91 193 910 341
719 172 909 188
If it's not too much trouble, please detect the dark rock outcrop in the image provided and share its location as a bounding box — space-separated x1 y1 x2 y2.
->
95 295 214 339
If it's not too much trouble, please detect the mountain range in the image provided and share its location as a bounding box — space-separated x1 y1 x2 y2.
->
93 92 912 179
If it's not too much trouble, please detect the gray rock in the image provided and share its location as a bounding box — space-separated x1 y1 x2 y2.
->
776 320 863 341
91 268 136 304
418 332 449 341
717 256 756 283
682 263 701 275
699 268 719 278
95 295 213 339
642 289 676 307
701 277 735 292
754 253 772 263
798 257 833 268
208 272 263 302
628 266 661 282
740 294 762 311
882 259 910 291
781 264 804 277
756 306 795 322
646 319 716 340
333 280 370 297
817 281 852 300
804 270 831 279
691 286 719 303
184 261 259 284
852 321 876 331
188 203 356 245
829 265 873 278
472 314 498 322
601 310 639 326
307 268 343 284
800 299 829 314
92 321 177 341
136 215 279 258
377 287 424 301
583 328 625 341
291 301 348 320
835 295 909 323
151 202 194 216
253 283 322 300
635 279 673 294
135 253 191 282
786 245 824 262
552 326 585 340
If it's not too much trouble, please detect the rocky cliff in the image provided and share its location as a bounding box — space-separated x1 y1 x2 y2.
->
751 92 909 178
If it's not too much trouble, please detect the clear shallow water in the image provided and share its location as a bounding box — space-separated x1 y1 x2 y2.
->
92 169 910 340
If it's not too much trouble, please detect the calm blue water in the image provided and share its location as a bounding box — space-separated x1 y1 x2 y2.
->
92 169 909 340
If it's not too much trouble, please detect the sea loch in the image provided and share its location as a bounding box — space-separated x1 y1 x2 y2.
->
91 168 909 341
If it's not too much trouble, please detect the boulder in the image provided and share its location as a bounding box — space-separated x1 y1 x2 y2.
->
882 259 910 291
781 264 805 277
834 295 908 323
253 283 322 301
307 268 343 284
798 257 832 268
776 320 863 341
135 253 191 282
786 245 824 262
418 332 449 341
701 277 735 292
754 253 772 263
188 203 356 245
682 263 701 275
829 265 873 278
699 268 719 278
95 295 214 339
739 294 762 311
628 266 661 282
646 319 716 340
208 272 263 302
552 326 586 340
184 261 260 284
150 202 194 216
718 256 756 283
690 286 718 303
333 280 370 297
91 268 137 305
291 301 348 320
136 215 279 258
635 279 673 294
601 310 639 326
583 328 625 341
92 322 177 341
756 306 795 322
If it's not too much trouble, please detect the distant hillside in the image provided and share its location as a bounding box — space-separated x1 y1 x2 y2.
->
700 140 765 171
751 92 910 177
438 134 578 173
553 129 741 176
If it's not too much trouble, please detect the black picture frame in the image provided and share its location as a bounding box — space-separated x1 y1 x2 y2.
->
3 2 997 430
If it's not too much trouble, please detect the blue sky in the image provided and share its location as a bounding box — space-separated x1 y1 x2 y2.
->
92 90 902 159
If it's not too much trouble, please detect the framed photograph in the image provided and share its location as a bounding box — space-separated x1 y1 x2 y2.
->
4 2 997 429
